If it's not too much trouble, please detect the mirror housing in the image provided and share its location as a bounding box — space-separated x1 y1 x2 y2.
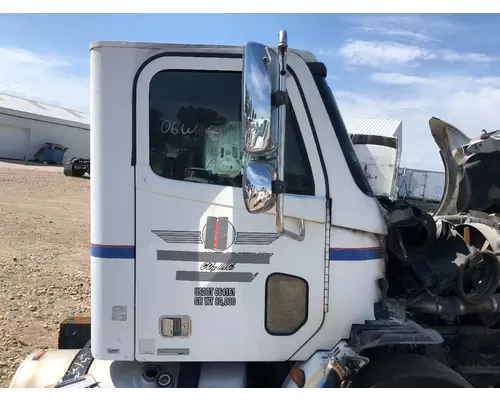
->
241 31 305 242
242 43 279 155
242 161 276 214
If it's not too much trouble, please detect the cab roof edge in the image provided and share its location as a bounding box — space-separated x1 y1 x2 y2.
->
89 41 318 63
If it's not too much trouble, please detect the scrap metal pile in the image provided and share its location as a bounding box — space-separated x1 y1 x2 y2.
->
380 118 500 327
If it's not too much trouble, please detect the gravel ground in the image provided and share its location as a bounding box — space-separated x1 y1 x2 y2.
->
0 160 90 387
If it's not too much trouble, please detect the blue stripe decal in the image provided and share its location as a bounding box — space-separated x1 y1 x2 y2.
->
329 247 383 261
91 244 136 259
91 245 381 261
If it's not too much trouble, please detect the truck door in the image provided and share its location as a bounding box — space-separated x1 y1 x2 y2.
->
134 52 328 362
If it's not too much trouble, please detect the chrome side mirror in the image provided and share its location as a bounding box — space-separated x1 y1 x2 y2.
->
241 30 305 242
242 161 276 214
242 43 279 155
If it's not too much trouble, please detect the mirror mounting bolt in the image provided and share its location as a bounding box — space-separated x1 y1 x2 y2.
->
272 180 287 195
271 91 289 108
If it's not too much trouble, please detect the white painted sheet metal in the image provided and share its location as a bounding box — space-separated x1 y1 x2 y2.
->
354 144 398 199
0 112 89 162
344 116 403 162
89 42 387 365
345 116 403 199
343 116 402 138
0 93 90 162
0 124 29 160
0 93 89 128
397 167 445 202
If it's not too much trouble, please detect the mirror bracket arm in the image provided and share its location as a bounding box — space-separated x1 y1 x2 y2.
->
271 90 289 108
241 31 306 243
280 219 306 242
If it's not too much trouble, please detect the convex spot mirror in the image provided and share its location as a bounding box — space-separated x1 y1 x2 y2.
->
242 161 276 214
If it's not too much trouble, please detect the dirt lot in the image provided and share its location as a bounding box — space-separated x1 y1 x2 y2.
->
0 160 90 387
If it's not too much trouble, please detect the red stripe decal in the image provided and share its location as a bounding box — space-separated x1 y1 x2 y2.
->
214 219 220 250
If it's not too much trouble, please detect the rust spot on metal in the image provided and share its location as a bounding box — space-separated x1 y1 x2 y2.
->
329 361 345 380
32 350 46 361
67 315 91 324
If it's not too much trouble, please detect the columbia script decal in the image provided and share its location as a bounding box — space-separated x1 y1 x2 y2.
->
152 216 281 283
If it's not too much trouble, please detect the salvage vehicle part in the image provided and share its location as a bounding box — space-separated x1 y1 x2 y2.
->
12 29 500 389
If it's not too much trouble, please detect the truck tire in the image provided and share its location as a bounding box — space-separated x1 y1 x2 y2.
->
63 163 85 178
73 168 86 177
63 163 75 177
350 353 472 388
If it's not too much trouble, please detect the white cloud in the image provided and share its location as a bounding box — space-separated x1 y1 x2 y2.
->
370 72 435 85
353 27 434 43
344 14 468 39
338 40 434 66
334 72 500 171
337 40 497 67
440 48 497 63
371 72 500 90
0 47 89 112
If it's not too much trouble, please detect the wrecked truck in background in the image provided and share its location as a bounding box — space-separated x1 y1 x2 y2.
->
371 117 500 387
429 116 500 262
431 117 500 218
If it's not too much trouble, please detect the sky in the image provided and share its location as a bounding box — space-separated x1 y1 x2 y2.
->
0 13 499 172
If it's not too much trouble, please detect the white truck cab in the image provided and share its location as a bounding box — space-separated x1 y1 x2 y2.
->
89 32 386 366
11 30 500 389
348 117 403 200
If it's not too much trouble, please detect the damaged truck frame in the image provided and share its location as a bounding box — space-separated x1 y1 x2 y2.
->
9 30 500 388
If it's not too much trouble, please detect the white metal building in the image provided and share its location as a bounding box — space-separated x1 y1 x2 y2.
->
0 93 90 163
343 116 403 200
